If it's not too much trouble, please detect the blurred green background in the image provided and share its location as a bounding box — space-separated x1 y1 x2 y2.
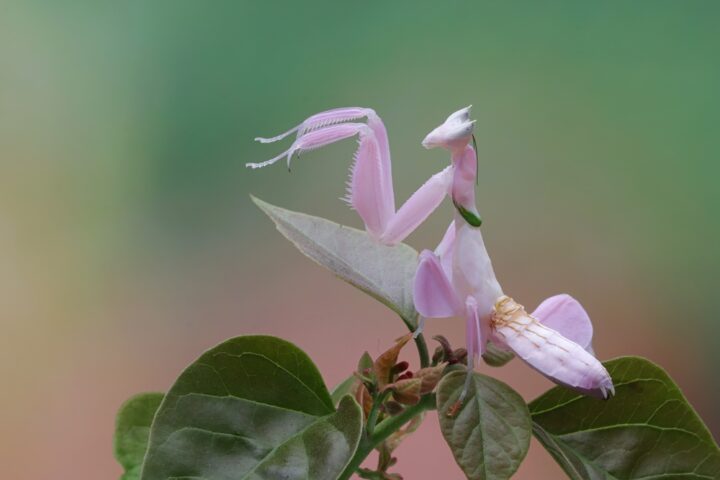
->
1 1 718 478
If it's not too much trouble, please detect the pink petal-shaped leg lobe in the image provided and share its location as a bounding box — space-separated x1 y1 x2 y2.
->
532 294 594 352
413 250 461 318
493 296 614 399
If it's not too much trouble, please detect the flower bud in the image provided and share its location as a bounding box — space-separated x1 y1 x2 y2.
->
396 371 414 381
391 361 410 376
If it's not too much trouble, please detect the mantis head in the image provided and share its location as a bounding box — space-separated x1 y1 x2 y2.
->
422 106 475 152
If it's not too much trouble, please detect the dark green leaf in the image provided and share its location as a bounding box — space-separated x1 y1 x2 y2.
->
530 356 720 479
140 335 363 480
252 196 419 325
114 392 164 480
436 370 532 480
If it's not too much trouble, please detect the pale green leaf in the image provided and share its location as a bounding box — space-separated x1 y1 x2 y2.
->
252 196 419 325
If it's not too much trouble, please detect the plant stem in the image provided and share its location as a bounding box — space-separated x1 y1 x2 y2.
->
400 314 430 368
366 390 391 436
414 333 430 368
338 394 436 480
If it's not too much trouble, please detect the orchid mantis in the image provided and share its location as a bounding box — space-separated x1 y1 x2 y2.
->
249 105 614 400
247 107 477 245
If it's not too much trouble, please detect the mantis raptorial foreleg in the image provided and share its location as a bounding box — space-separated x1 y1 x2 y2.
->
248 107 480 244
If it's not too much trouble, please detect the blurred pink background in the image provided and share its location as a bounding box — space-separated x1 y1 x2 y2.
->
1 2 718 479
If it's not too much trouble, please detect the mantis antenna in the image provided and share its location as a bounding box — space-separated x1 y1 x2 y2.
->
471 134 479 185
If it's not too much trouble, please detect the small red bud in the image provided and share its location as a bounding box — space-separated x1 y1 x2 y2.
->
391 361 409 375
451 348 468 365
396 371 413 381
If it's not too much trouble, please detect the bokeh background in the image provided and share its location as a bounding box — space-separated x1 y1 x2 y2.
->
1 1 718 478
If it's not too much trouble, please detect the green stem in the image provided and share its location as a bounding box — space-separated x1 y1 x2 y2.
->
400 314 430 368
338 394 436 480
414 333 430 368
366 390 391 436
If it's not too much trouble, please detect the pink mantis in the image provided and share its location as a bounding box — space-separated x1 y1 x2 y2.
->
249 106 614 399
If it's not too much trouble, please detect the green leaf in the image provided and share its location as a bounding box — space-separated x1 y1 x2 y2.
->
530 356 720 479
140 335 363 480
331 375 358 406
114 392 164 480
436 370 532 480
252 196 419 325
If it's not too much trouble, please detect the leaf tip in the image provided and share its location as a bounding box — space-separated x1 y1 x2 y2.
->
249 194 269 212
